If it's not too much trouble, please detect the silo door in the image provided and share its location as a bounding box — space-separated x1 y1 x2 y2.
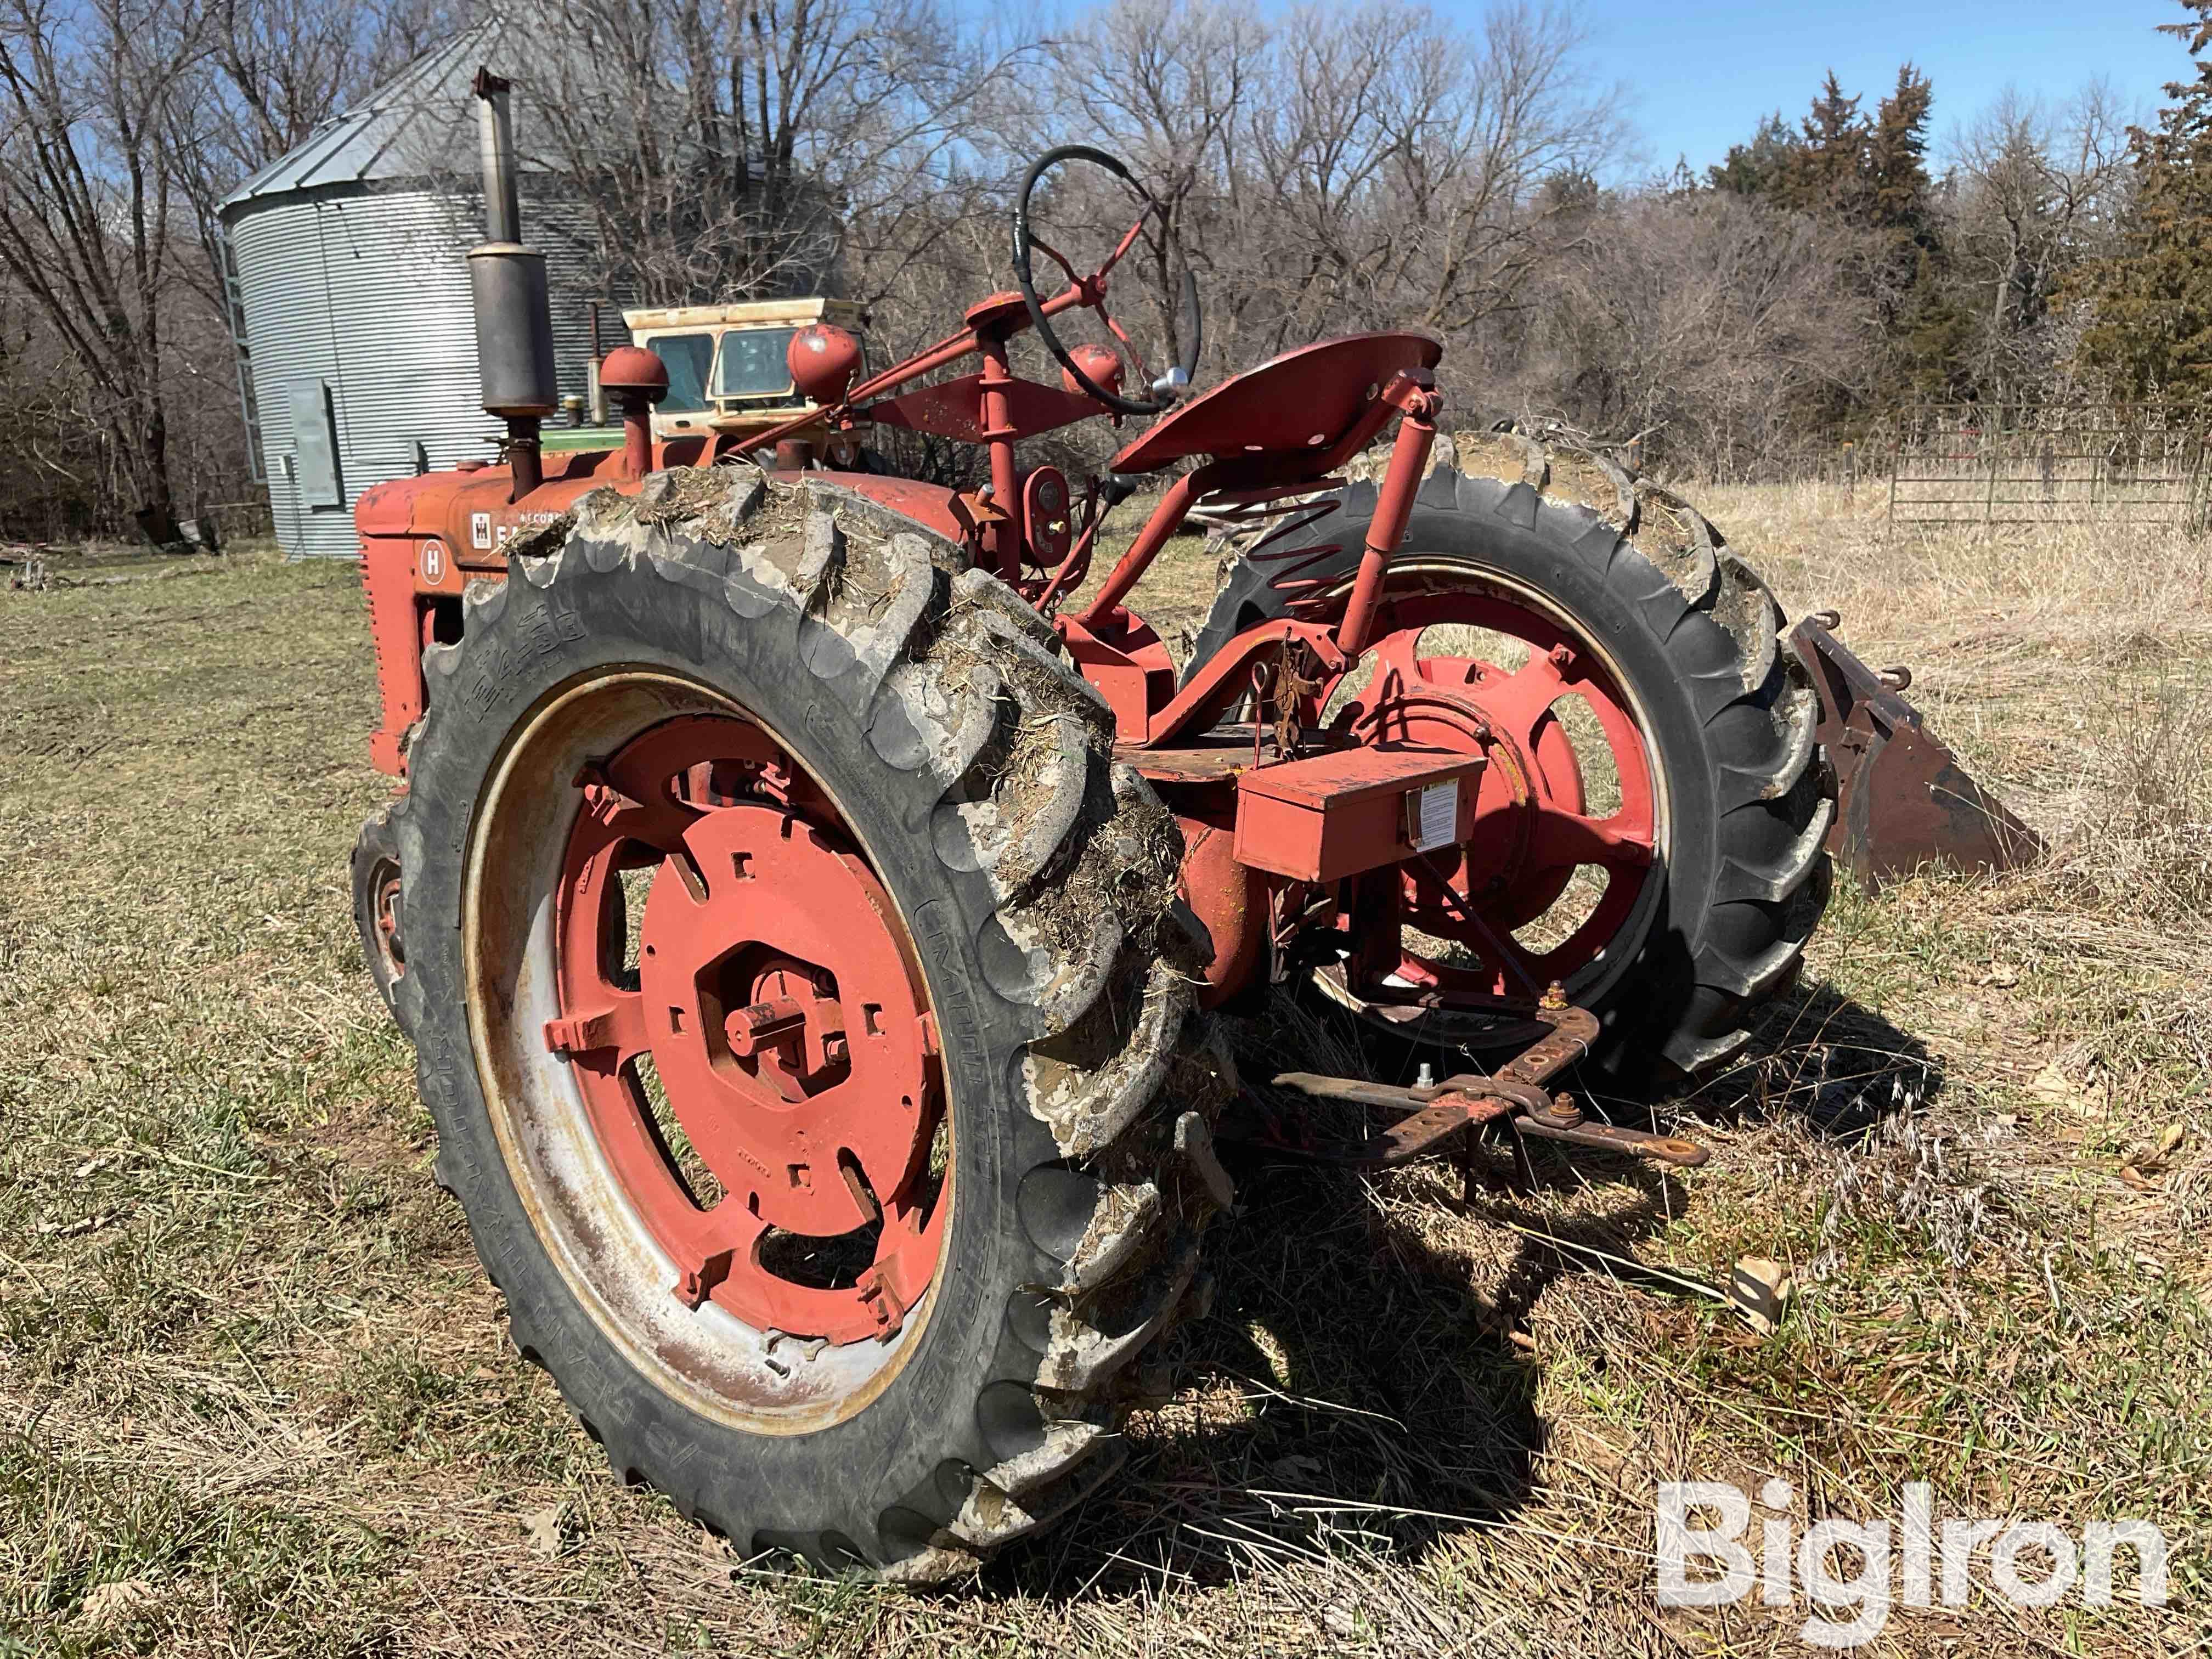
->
289 379 343 507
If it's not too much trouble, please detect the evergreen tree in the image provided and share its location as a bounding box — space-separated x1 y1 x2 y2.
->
1897 247 1978 399
1708 111 1798 196
1746 65 1965 402
1869 64 1938 241
1536 165 1604 218
1711 68 1933 228
1866 64 1971 397
1778 71 1870 216
2071 1 2212 409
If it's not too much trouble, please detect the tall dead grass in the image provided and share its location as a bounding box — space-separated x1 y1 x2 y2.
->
1696 476 2212 914
2069 678 2212 922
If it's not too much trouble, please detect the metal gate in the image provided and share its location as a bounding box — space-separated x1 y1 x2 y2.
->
1884 403 2211 534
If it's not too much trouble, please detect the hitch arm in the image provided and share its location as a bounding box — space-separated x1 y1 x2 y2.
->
1256 1001 1709 1172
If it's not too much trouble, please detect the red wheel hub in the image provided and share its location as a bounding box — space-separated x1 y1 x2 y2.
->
1329 586 1659 1003
548 715 944 1346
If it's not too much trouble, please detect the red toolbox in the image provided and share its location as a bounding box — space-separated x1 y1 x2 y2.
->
1233 745 1483 883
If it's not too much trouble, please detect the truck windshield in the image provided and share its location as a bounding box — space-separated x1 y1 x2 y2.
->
713 328 800 401
653 334 715 413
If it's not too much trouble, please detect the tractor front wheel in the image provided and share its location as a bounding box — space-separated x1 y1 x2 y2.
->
350 803 407 1031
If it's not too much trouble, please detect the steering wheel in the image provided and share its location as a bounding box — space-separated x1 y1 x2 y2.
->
1011 145 1202 418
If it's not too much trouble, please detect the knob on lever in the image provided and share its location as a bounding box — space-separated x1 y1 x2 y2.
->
1097 472 1143 510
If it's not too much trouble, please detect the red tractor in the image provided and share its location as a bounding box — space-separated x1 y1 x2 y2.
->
349 83 1829 1581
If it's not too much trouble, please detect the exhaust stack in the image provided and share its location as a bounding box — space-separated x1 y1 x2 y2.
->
467 67 556 499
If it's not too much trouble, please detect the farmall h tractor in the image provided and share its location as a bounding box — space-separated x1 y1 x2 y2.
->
347 76 1831 1581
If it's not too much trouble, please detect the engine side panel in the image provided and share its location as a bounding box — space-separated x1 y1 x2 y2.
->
354 457 970 775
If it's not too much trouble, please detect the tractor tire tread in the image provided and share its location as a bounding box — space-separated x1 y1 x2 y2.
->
1192 422 1832 1077
390 469 1229 1585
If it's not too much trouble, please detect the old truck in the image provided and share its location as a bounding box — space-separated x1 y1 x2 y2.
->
542 297 874 465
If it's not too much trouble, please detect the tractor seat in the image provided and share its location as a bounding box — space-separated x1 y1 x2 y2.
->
1109 332 1443 475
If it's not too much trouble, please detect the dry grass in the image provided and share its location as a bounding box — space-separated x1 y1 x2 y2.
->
2 483 2209 1655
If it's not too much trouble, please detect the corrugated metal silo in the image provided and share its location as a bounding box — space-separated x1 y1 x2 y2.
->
219 18 606 557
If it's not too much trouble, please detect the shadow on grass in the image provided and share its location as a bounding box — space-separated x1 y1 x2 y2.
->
1675 975 1946 1141
1001 1154 1571 1596
997 974 1939 1598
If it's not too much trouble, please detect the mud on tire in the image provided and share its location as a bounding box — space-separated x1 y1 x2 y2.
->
1193 423 1833 1078
388 469 1232 1582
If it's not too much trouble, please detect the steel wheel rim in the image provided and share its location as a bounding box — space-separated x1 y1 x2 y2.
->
1315 560 1672 1013
462 670 951 1432
371 857 405 978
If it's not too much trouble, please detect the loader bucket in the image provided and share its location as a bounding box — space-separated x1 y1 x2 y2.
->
1790 613 2045 894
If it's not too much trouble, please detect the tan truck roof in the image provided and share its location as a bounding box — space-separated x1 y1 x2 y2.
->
622 297 866 332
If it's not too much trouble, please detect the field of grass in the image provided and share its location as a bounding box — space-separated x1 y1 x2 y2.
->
2 477 2208 1655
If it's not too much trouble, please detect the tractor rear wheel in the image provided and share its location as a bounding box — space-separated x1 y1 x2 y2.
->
387 470 1228 1581
1191 426 1832 1079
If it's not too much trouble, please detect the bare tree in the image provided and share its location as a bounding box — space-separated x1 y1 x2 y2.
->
519 0 1024 307
163 0 465 306
1941 82 2130 400
0 277 109 538
0 0 216 538
1008 0 1258 357
1509 190 1880 476
211 0 450 161
1380 2 1630 336
1009 0 1625 395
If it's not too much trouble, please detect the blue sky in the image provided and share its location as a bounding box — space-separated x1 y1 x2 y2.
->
1571 0 2182 177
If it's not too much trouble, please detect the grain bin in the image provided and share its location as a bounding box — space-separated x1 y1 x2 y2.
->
218 17 603 557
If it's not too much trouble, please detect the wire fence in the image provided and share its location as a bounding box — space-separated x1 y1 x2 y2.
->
1884 402 2212 535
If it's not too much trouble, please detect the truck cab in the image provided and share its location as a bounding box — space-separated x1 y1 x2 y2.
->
545 297 871 461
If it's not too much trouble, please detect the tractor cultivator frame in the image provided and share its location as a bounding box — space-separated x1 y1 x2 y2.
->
1269 998 1711 1184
